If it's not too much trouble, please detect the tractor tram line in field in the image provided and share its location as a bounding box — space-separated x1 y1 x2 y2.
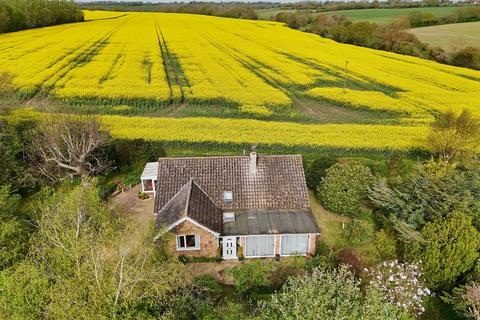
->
0 24 80 54
36 30 117 97
154 19 175 104
19 16 130 100
1 26 86 62
154 17 191 105
2 11 480 151
201 33 352 115
200 34 292 102
98 48 126 85
279 52 400 96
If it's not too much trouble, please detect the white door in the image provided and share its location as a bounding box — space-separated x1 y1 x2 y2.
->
222 236 237 259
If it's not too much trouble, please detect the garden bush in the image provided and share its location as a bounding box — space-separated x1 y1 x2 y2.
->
318 161 375 216
413 211 480 290
367 260 430 316
305 156 336 190
305 255 337 271
370 159 480 229
386 153 405 186
268 257 306 291
98 182 116 201
108 139 166 168
341 219 375 245
315 239 329 256
258 265 410 319
0 187 30 270
195 274 223 297
443 282 480 319
338 249 362 275
230 260 275 298
374 229 397 260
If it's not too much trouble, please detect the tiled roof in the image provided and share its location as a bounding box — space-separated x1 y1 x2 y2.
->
155 179 223 233
155 180 190 226
154 155 310 214
187 180 223 233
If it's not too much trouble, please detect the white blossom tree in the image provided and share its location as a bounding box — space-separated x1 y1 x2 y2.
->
258 265 411 320
367 260 430 316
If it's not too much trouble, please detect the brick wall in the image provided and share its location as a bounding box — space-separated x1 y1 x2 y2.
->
239 236 246 257
274 235 281 256
308 234 317 255
171 220 219 257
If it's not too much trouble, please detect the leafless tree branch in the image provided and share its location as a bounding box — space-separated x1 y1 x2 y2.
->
28 114 111 182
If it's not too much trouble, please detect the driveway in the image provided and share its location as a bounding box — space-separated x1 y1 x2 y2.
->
109 184 155 229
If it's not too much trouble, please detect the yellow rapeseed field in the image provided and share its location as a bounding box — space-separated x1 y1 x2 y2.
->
83 10 127 21
4 109 428 151
0 11 479 151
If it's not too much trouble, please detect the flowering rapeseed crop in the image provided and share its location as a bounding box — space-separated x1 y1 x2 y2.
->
3 109 427 151
0 12 479 151
1 11 479 116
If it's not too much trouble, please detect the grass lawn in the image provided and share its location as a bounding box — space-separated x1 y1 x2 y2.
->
410 21 480 52
309 191 380 267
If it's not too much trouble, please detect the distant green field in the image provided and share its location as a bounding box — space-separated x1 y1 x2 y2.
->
256 7 459 23
323 7 458 23
255 8 303 20
410 21 480 51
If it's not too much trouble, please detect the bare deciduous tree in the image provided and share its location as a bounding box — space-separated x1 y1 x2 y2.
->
29 114 111 182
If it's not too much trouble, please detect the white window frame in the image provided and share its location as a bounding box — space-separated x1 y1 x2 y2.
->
176 234 200 251
223 212 235 222
245 235 276 258
280 234 310 257
223 191 233 203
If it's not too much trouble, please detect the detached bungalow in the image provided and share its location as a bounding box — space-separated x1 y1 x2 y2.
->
142 151 320 259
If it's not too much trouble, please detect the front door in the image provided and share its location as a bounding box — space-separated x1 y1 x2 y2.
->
222 236 237 260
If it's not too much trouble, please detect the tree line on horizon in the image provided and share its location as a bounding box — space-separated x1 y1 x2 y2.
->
79 0 479 16
0 0 84 34
275 6 480 70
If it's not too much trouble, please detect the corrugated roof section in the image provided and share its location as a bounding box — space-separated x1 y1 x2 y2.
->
222 208 320 236
141 162 159 180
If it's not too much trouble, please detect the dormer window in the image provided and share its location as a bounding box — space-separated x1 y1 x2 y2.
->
223 191 233 203
223 212 235 222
